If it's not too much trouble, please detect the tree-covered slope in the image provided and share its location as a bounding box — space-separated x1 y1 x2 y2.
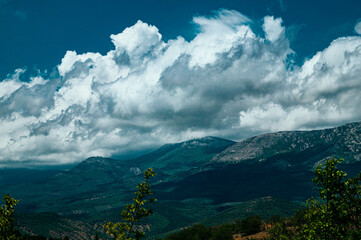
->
126 136 236 178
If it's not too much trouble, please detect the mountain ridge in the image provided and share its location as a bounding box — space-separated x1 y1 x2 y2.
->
211 121 361 165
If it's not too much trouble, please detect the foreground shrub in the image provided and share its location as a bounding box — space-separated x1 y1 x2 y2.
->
269 158 361 240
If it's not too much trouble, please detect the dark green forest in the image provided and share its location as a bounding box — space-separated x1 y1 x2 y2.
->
1 158 360 240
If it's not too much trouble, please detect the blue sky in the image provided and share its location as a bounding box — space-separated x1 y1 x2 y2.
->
1 0 361 167
1 0 360 79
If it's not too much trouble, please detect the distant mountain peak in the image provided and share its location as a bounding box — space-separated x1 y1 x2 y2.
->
121 136 236 178
75 156 113 166
180 136 235 149
70 156 123 174
82 156 109 163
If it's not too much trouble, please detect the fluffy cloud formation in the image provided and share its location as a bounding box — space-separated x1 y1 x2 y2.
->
355 20 361 34
263 16 284 42
1 9 361 166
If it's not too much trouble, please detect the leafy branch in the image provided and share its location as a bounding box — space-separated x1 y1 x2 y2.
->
104 168 157 240
0 194 19 240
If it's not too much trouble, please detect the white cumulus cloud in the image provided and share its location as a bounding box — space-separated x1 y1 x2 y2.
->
263 16 285 42
1 9 361 166
355 20 361 34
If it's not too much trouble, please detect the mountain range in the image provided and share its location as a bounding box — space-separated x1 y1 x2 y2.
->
1 121 361 239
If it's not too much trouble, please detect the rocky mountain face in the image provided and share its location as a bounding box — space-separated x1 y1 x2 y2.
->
211 122 361 166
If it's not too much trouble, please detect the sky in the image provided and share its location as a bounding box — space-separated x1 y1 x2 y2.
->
1 0 361 167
